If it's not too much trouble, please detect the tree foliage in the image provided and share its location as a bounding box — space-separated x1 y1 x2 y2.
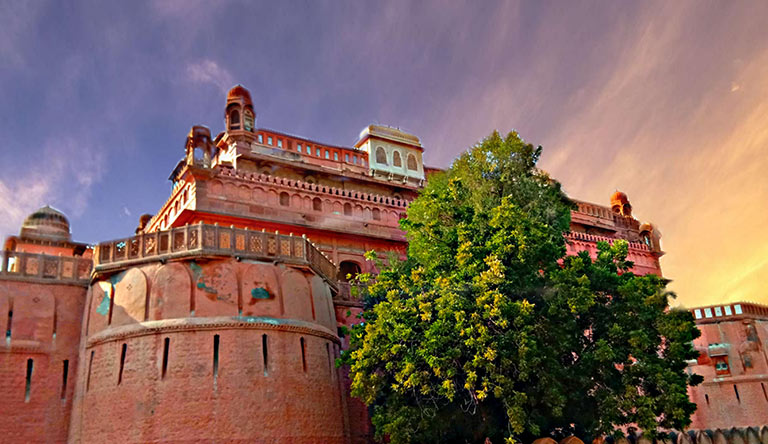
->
341 131 701 444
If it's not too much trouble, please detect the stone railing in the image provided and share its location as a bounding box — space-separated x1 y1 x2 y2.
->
566 231 651 252
573 201 614 219
94 223 338 286
571 201 641 230
0 251 92 285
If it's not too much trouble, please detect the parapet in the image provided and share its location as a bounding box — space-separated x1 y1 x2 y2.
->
1 251 91 285
94 223 337 286
690 301 768 323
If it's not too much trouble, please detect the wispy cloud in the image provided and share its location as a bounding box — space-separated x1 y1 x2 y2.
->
0 1 41 68
528 2 768 307
186 59 234 94
0 136 105 238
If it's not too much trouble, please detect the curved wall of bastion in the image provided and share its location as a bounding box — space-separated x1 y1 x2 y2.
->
69 259 348 444
0 279 86 443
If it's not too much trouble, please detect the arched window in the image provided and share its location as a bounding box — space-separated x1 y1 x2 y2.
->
376 147 387 165
230 110 240 127
393 151 402 168
339 261 361 282
407 153 418 171
243 110 254 131
312 197 322 212
372 208 381 221
343 203 352 216
193 147 205 165
279 192 290 207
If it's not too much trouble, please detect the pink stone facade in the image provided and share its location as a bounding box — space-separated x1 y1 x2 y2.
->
0 85 682 443
686 302 768 429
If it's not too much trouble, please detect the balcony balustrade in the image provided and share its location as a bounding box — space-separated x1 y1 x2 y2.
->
95 223 338 287
0 251 92 285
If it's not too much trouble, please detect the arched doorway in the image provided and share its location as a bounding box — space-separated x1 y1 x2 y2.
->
338 261 361 282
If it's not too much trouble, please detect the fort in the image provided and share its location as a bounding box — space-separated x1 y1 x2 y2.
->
0 85 763 443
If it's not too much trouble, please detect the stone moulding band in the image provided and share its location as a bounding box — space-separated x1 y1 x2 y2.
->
86 316 340 348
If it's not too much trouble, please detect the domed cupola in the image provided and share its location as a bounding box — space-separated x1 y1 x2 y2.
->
610 190 632 217
226 84 256 132
19 205 71 242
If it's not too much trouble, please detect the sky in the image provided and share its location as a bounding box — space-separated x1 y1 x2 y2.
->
1 1 767 308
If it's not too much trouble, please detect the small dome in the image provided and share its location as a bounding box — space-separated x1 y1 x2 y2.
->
610 190 629 205
20 205 71 242
639 222 653 232
226 84 253 107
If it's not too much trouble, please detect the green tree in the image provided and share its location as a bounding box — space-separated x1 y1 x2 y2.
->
342 131 701 444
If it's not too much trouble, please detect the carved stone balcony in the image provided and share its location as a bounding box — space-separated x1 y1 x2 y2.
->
94 223 338 287
0 251 92 285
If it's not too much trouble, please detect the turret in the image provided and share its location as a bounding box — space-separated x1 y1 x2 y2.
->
225 84 256 133
185 125 215 168
610 190 632 217
639 222 663 254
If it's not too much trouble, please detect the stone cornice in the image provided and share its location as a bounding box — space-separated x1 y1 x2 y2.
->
86 316 340 348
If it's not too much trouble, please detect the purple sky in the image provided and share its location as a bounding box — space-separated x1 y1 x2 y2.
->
2 1 768 307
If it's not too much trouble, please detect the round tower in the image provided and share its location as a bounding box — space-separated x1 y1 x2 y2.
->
0 207 90 443
69 228 348 443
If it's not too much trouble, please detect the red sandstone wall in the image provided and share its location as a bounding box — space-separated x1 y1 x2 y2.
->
688 319 768 428
0 279 86 444
69 259 347 444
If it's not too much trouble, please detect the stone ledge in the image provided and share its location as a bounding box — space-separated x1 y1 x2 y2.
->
86 315 340 347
